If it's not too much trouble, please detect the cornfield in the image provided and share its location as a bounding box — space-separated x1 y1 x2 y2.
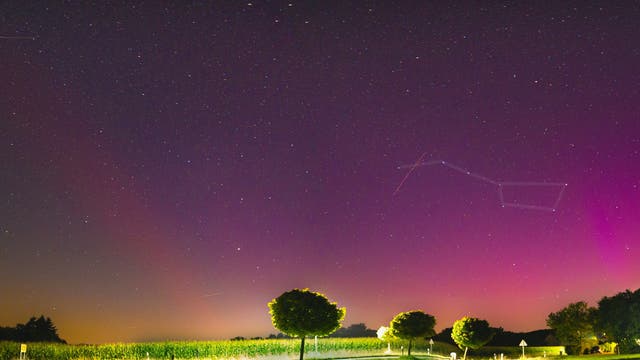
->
0 338 456 360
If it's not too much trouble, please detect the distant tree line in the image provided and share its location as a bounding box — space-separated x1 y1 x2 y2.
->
0 316 66 343
329 323 377 338
234 323 376 341
434 327 558 347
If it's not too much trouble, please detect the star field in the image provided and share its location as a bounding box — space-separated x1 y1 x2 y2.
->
1 2 639 344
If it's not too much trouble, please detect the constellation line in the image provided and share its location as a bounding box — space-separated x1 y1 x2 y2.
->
396 159 568 212
0 35 36 40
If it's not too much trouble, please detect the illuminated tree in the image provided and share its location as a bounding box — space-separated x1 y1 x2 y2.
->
377 326 394 353
268 289 345 360
389 310 436 356
547 301 596 354
451 317 495 360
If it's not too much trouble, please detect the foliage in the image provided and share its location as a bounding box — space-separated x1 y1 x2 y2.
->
451 316 495 360
377 326 393 342
546 301 596 354
268 289 346 338
487 328 558 346
0 316 65 343
268 288 345 360
597 288 640 354
389 310 436 356
436 327 559 347
434 327 455 344
600 342 619 353
266 332 291 339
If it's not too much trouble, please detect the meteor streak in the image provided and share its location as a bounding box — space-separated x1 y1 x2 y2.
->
393 152 427 196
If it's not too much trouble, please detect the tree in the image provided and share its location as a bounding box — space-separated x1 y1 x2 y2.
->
268 289 346 360
546 301 596 355
331 323 377 338
377 325 393 341
377 326 394 353
389 310 436 356
2 315 65 343
433 327 455 345
596 289 640 354
451 317 495 360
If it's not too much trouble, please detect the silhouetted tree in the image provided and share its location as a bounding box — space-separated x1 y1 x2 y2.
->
0 326 18 341
433 327 455 345
268 289 345 360
1 315 65 343
330 323 377 338
596 289 640 354
486 328 558 346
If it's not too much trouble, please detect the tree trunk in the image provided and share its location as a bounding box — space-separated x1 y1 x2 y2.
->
299 336 306 360
463 346 468 360
408 339 412 356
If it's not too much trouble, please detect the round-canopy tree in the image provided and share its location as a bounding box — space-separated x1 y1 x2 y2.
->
268 289 346 360
389 310 436 356
451 316 495 360
547 301 596 354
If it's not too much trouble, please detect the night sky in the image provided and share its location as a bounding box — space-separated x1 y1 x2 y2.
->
1 2 639 345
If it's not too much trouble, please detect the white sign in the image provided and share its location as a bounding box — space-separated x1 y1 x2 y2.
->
520 339 527 358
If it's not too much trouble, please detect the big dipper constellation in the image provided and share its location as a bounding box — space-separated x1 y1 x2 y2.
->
395 153 567 212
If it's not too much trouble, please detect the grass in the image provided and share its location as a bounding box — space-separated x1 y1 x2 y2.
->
556 356 640 360
476 346 566 357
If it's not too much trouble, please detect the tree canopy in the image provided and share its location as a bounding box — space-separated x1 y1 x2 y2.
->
546 301 596 354
377 326 393 342
451 316 495 360
0 315 65 343
268 288 345 360
596 289 640 354
389 310 436 356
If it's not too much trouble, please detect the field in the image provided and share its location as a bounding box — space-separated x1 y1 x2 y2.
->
2 338 639 360
0 338 454 360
